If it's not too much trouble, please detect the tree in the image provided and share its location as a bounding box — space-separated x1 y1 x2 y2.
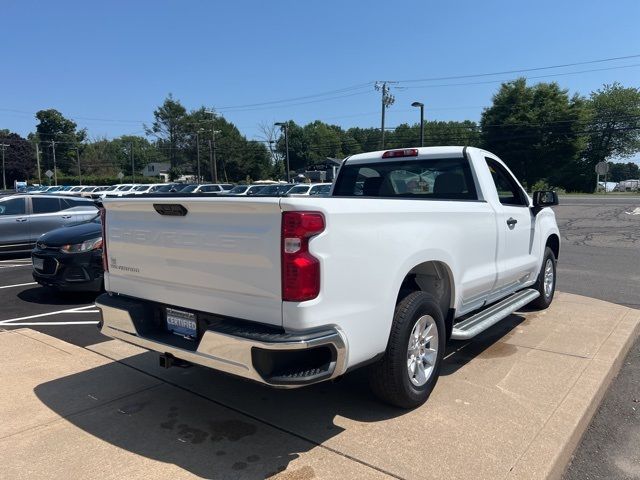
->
34 109 86 176
582 83 640 189
608 161 640 182
0 131 36 185
481 78 585 190
145 94 189 169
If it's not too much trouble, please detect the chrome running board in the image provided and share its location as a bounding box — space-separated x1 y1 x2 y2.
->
451 288 539 340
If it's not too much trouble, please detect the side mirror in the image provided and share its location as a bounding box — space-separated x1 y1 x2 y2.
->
532 190 559 208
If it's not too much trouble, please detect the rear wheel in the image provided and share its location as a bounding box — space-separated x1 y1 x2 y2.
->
369 291 446 409
529 247 556 309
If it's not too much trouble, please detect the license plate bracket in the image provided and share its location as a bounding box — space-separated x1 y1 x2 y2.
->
33 257 44 271
166 308 197 339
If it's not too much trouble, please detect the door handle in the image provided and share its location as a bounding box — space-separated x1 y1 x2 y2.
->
61 215 72 219
506 217 518 227
15 217 28 222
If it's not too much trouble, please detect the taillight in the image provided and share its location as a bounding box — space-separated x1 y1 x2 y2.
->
382 148 419 158
99 206 108 271
281 211 325 302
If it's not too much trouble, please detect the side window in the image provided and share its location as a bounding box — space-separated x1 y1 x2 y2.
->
32 197 62 214
0 198 26 216
485 159 527 206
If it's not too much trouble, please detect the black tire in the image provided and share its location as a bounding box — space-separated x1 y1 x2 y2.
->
369 291 446 409
528 247 556 310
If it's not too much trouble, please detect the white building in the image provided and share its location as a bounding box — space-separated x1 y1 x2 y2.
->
143 162 170 178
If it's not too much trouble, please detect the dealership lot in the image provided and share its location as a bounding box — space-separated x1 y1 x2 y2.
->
0 195 638 479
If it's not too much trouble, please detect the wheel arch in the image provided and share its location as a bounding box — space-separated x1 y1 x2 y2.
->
546 233 560 260
396 260 456 340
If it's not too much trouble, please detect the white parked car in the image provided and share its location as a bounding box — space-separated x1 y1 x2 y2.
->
226 184 266 196
287 183 332 196
96 146 560 408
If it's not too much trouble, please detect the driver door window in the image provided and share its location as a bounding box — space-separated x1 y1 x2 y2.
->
485 159 527 206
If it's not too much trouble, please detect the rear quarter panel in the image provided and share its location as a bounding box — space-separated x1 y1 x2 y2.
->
280 196 498 366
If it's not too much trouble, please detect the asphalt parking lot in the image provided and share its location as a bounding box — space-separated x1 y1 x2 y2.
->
0 194 638 479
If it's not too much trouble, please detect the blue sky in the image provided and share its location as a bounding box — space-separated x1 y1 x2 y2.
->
2 0 639 161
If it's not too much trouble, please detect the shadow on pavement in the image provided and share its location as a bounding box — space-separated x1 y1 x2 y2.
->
34 353 403 478
18 286 99 306
442 312 525 375
33 312 525 478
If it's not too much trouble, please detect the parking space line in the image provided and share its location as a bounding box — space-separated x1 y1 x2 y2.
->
2 321 100 326
0 305 97 325
0 259 30 264
0 282 37 290
0 265 31 269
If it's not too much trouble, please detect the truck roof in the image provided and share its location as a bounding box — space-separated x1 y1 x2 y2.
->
344 146 467 165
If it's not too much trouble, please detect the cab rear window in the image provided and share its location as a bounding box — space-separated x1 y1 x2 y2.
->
333 157 478 200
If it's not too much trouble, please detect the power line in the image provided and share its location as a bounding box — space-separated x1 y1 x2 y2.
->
397 53 640 83
404 63 640 90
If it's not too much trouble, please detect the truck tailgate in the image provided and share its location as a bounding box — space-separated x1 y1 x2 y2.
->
103 197 283 326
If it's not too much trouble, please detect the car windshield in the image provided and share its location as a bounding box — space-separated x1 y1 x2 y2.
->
247 185 265 194
119 186 133 191
288 185 310 194
179 185 198 193
310 184 332 195
256 185 280 195
155 184 180 192
104 186 118 191
228 185 248 194
134 185 148 191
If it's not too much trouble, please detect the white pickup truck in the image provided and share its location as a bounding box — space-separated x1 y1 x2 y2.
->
96 146 560 408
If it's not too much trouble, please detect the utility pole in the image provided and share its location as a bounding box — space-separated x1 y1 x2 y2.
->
76 147 82 185
275 122 290 182
35 142 42 185
208 139 214 183
211 129 220 183
0 143 9 191
375 82 396 149
203 109 221 183
50 141 58 186
129 142 135 183
195 132 201 183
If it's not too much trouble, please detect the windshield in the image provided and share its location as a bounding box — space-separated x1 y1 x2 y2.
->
104 186 118 191
134 185 148 191
256 185 280 195
310 184 332 195
288 185 310 194
228 185 248 194
247 185 265 194
119 186 133 191
180 185 198 193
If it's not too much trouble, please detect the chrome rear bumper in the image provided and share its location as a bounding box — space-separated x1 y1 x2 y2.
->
95 293 348 387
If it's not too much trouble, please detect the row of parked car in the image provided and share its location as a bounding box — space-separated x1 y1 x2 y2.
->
0 181 334 293
25 182 333 198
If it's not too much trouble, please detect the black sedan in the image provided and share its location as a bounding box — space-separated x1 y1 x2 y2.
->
31 215 103 292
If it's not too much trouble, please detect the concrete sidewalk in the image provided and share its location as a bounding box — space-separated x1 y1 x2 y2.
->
1 292 638 480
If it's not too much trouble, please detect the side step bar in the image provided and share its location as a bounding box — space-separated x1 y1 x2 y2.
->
451 288 539 340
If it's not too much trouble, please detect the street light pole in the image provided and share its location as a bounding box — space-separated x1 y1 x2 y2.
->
411 101 425 147
76 147 82 185
0 143 9 191
275 122 290 182
50 141 58 186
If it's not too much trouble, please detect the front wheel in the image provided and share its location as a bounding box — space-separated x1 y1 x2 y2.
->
529 247 556 309
369 291 446 409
